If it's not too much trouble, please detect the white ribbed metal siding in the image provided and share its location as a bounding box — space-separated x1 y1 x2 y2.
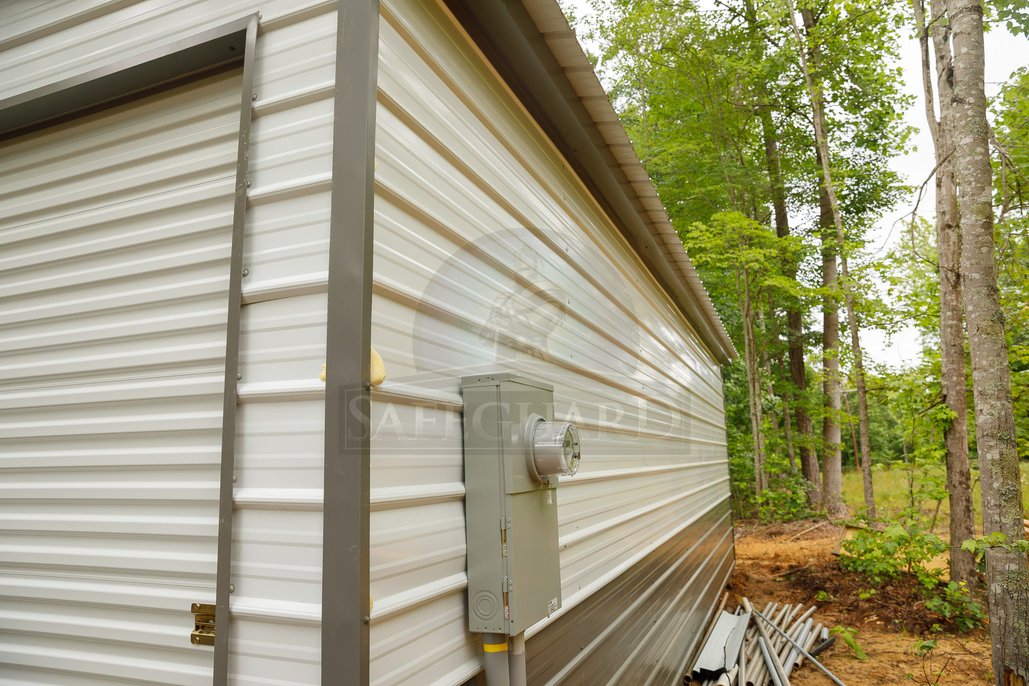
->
370 1 731 684
0 70 241 685
0 3 337 684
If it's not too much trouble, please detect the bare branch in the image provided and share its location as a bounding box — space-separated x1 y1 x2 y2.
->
905 151 953 269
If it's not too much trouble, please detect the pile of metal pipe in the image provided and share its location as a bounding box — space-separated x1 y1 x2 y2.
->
689 598 838 686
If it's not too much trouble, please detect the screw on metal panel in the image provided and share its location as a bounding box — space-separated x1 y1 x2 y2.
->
229 584 235 593
236 372 242 380
232 474 237 483
245 178 251 188
251 92 257 102
362 615 370 625
242 268 249 277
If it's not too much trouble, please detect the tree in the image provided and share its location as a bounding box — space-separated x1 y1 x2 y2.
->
911 0 976 584
992 67 1029 461
785 0 875 519
743 0 822 505
590 0 798 504
588 0 909 517
737 0 908 516
946 0 1029 682
687 212 797 495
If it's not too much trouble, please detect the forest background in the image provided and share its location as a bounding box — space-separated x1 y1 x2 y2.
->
558 1 1029 682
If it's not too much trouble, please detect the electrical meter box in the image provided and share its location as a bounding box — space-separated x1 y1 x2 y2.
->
462 374 578 635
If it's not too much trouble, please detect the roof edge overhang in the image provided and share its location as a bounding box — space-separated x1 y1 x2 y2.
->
441 0 737 364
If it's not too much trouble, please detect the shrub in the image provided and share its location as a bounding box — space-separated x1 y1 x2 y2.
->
756 472 815 522
838 519 984 632
839 522 946 586
924 581 985 633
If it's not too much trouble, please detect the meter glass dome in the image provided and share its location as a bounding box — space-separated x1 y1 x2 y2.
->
527 416 581 481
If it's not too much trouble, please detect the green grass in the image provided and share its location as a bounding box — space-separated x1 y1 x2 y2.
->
841 462 1029 531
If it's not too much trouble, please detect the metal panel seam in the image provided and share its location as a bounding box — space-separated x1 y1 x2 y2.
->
214 15 259 686
322 1 379 684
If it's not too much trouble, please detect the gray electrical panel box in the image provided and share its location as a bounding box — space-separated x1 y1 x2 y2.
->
462 374 572 636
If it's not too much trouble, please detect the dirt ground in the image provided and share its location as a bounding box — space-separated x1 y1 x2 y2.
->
727 520 994 685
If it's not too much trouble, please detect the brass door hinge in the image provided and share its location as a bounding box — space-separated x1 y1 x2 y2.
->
191 602 216 646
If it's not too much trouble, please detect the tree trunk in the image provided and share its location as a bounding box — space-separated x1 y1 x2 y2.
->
745 0 821 503
946 0 1029 682
791 4 852 518
759 307 787 470
915 0 977 585
761 100 819 493
843 390 860 470
782 389 797 472
740 268 767 496
790 308 821 503
850 339 877 520
817 180 846 518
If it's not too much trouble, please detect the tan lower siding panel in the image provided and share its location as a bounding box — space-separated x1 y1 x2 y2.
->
524 499 733 685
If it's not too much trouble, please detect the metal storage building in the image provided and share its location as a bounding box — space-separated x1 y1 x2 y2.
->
0 1 737 685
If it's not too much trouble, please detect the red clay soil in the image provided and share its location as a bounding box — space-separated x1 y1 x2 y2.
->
728 520 994 685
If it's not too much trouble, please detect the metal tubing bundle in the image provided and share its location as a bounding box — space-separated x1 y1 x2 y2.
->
688 598 842 686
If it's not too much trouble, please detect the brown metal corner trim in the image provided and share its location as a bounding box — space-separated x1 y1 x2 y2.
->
322 1 380 684
214 14 260 686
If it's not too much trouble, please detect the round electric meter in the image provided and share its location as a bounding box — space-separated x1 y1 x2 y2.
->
525 415 581 482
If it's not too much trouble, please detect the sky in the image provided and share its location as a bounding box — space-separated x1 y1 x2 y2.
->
559 0 1029 369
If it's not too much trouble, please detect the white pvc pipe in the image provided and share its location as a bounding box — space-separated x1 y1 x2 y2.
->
508 632 526 686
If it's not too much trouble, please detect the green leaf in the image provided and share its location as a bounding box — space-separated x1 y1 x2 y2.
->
830 626 868 660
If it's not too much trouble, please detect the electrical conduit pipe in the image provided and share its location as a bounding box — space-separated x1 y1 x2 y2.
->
483 633 528 686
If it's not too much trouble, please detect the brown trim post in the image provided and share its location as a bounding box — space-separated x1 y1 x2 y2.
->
322 1 379 684
214 15 260 686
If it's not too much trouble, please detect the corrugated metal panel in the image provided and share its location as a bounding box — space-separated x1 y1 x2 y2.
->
0 3 338 684
0 70 242 686
371 0 732 684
